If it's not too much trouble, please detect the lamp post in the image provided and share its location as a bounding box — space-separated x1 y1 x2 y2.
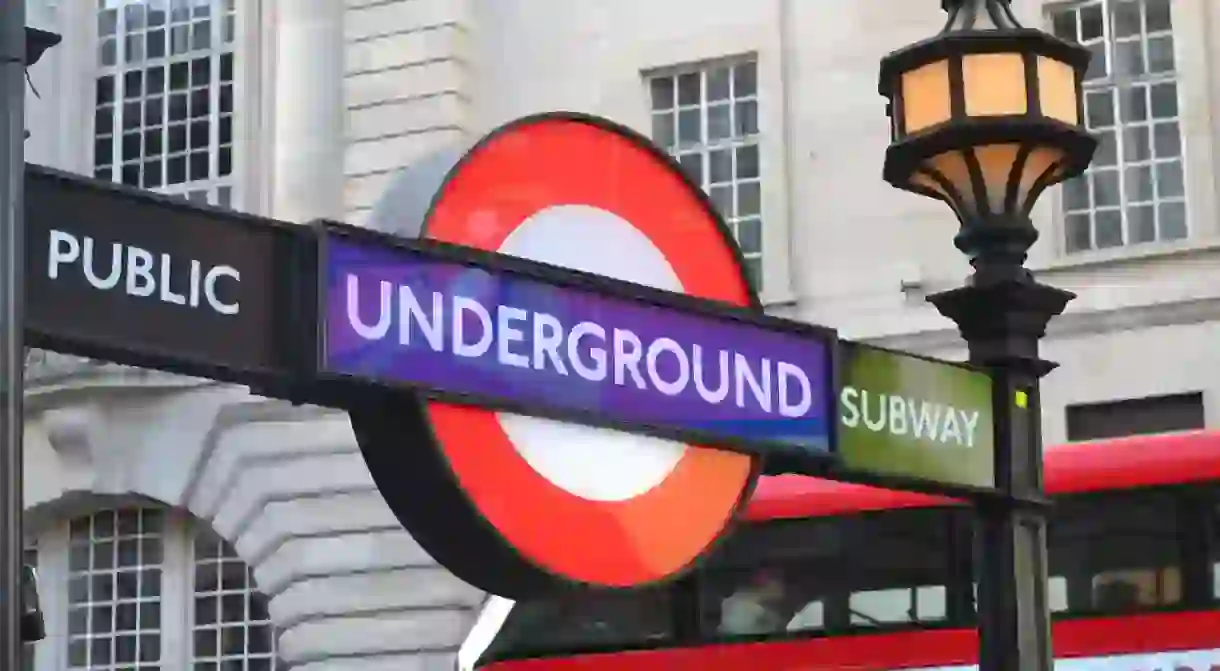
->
878 0 1096 669
1 2 60 667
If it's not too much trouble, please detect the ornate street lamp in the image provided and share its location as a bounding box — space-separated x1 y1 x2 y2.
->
880 0 1096 280
878 2 1097 670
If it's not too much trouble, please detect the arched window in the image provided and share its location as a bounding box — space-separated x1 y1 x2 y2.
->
66 507 165 669
28 506 279 671
191 526 277 669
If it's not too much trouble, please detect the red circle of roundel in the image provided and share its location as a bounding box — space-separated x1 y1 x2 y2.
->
421 114 760 589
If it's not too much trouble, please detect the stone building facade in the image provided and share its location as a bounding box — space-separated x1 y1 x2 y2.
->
18 0 1220 668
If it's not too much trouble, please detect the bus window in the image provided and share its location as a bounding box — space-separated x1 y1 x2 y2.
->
786 599 824 632
1049 576 1068 611
1093 567 1181 610
483 585 676 658
1210 499 1220 601
1049 491 1183 613
716 569 790 635
971 578 1068 614
849 585 946 627
700 508 956 637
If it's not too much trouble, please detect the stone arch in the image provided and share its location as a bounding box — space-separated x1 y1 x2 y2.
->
25 380 485 668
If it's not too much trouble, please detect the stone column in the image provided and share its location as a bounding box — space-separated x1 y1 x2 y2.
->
343 0 472 225
271 0 345 223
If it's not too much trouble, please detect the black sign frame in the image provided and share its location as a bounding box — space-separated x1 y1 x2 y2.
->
310 219 841 467
23 165 313 395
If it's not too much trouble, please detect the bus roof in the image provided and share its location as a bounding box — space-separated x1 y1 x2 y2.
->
746 430 1220 521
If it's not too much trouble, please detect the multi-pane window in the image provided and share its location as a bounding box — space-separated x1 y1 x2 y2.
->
1052 0 1184 253
192 527 277 670
67 508 165 670
50 507 278 671
94 0 237 207
648 61 763 288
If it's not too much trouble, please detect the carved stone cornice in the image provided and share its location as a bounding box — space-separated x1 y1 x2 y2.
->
24 349 214 413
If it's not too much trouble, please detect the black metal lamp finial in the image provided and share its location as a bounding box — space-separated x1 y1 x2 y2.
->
939 0 1023 33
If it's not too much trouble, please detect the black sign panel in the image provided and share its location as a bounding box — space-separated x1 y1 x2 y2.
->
24 165 310 387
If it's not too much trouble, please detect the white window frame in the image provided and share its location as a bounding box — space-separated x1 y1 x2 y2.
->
646 59 765 294
1047 0 1188 254
58 0 269 213
92 0 239 208
25 506 279 671
630 23 795 306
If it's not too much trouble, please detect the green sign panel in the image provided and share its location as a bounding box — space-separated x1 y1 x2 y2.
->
838 343 995 490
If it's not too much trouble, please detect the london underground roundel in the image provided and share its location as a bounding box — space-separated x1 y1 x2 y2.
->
349 113 762 597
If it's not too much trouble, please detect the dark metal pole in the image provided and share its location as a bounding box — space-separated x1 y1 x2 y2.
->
0 5 24 667
0 0 25 666
930 250 1073 671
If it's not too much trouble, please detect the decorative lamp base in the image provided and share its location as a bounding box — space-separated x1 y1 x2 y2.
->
929 272 1074 671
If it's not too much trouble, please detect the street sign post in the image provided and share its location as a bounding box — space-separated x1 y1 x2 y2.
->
0 7 27 668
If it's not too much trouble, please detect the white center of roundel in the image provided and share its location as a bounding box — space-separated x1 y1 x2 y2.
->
495 204 690 502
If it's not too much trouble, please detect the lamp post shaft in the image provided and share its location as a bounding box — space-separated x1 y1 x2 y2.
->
931 277 1072 671
0 0 26 667
974 367 1053 671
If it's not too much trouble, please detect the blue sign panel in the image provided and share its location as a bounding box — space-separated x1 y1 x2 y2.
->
319 232 836 455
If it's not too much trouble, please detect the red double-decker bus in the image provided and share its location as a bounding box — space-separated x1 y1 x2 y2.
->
461 430 1220 671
